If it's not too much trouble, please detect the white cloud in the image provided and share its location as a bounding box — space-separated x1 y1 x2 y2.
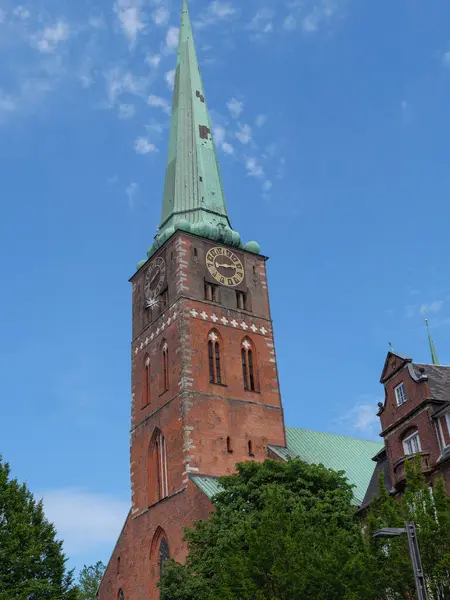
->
227 97 244 119
165 68 175 90
118 103 135 119
165 26 179 50
222 142 234 154
263 180 272 191
443 52 450 68
351 404 379 434
249 8 275 33
255 114 267 127
105 68 149 106
152 6 169 25
34 21 70 53
420 300 444 315
148 94 171 114
246 157 264 178
135 137 158 154
114 0 145 44
146 53 161 68
283 15 297 30
235 123 252 145
126 181 139 207
89 16 105 29
209 1 235 18
13 6 31 20
41 489 128 555
195 1 236 28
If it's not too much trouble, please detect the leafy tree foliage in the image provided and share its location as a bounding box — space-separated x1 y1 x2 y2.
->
160 457 450 600
364 457 450 599
0 456 79 600
76 562 106 600
160 459 370 600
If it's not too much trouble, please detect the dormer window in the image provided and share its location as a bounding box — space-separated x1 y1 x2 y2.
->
403 431 421 455
395 382 407 406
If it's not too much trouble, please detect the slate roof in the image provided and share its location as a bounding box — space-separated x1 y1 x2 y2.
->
412 363 450 403
359 449 391 511
192 427 384 507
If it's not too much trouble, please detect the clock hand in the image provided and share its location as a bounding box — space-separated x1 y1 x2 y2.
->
215 262 236 269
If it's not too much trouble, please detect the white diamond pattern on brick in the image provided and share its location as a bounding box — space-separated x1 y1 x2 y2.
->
190 309 198 317
134 348 139 355
200 311 208 320
211 314 219 323
250 324 258 332
221 317 229 325
231 319 238 328
260 327 267 335
241 322 249 331
209 331 218 342
242 339 251 349
163 342 168 351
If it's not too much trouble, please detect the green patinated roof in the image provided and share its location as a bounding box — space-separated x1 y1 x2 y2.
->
425 319 440 366
191 475 223 499
144 0 246 262
270 427 383 505
192 427 383 507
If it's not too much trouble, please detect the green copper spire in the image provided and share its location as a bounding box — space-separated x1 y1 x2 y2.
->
425 319 440 365
141 0 258 262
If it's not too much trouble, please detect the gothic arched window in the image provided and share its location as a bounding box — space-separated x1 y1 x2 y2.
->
241 338 257 392
142 355 151 408
208 330 222 385
161 340 169 393
148 429 168 505
159 537 170 579
118 590 124 600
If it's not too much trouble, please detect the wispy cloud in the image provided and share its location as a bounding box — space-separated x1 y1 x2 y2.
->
41 489 128 555
152 6 169 25
420 300 444 315
146 53 161 68
126 181 139 207
134 137 158 154
195 1 237 28
33 21 70 53
248 8 275 34
337 397 381 440
235 123 252 144
13 6 31 20
165 68 175 90
118 103 135 119
105 68 149 107
283 0 342 34
165 26 179 51
114 0 145 44
227 97 244 119
246 157 264 178
255 114 267 127
148 94 171 114
443 51 450 68
213 125 234 154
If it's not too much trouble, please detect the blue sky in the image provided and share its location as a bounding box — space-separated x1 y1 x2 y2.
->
1 0 450 575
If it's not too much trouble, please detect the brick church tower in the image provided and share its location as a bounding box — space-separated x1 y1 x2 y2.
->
98 1 286 598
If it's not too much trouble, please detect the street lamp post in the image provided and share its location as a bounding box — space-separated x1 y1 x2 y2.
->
373 521 428 600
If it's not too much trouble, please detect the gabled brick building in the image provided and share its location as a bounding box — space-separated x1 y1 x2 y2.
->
98 2 384 598
361 346 450 510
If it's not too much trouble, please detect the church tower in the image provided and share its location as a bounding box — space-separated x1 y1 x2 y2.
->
98 2 286 598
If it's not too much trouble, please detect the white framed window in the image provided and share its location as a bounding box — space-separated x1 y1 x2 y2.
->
403 431 421 456
395 382 407 406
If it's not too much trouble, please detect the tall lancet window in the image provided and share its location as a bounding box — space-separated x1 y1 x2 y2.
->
208 330 222 385
118 590 124 600
148 429 169 505
242 338 257 392
159 537 170 579
161 340 169 393
142 354 151 408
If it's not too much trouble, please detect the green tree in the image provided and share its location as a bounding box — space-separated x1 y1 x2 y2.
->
0 456 79 600
365 457 450 599
77 562 106 600
160 458 373 600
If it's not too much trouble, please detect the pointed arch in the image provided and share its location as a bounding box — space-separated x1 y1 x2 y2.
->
148 428 168 506
142 354 151 408
150 527 171 587
241 337 258 392
160 339 169 394
208 329 223 385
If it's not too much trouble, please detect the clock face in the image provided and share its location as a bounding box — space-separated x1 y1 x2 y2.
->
144 257 167 301
206 247 245 287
